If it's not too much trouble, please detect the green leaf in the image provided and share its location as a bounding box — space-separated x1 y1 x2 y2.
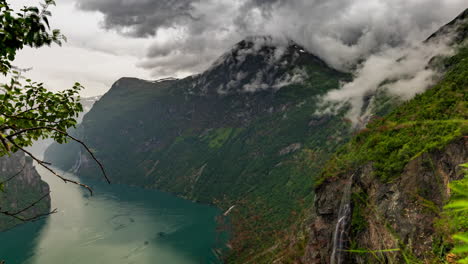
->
454 234 468 244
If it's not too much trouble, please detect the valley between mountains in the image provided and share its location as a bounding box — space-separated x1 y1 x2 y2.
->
38 8 468 264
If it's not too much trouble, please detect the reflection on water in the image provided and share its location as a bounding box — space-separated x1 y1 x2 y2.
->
0 167 223 264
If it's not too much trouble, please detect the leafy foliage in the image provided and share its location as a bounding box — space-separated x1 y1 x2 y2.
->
445 164 468 263
321 45 468 264
0 0 83 157
0 72 83 155
0 0 107 231
0 0 64 74
321 46 468 183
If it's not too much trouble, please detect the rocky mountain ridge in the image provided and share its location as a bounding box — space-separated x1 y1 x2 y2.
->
191 36 326 95
306 139 467 263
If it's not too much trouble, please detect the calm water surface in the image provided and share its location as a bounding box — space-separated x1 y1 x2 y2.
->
0 167 223 264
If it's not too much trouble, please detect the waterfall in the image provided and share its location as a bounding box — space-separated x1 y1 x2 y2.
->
71 150 82 174
330 176 354 264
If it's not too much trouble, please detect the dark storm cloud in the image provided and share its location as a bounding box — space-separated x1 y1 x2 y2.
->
76 0 198 37
240 0 467 69
75 0 467 76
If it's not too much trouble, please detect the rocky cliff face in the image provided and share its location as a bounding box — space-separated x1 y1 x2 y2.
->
300 26 468 262
0 152 51 231
305 138 467 263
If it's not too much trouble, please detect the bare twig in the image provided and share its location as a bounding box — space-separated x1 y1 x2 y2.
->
0 192 57 222
54 130 110 184
7 139 94 195
17 208 58 222
6 126 110 184
4 192 49 216
0 163 26 187
0 135 10 152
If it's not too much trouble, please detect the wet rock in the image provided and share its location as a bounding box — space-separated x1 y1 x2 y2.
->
303 138 468 263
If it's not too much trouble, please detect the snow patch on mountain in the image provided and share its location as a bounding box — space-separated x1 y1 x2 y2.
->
243 67 307 92
195 36 313 95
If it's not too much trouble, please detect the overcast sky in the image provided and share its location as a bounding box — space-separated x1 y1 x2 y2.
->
9 0 468 97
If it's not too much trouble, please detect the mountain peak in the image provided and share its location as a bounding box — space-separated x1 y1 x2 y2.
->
190 36 328 95
209 36 305 70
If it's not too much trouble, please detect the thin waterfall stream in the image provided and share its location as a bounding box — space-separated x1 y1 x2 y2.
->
71 150 82 174
330 175 354 264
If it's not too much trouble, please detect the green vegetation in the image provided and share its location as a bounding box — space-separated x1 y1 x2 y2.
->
0 0 109 234
439 163 468 263
0 0 83 158
0 0 64 75
321 46 468 184
0 0 90 230
318 45 468 264
350 191 368 236
203 128 239 149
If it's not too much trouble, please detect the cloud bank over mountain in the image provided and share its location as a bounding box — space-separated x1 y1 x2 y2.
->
75 0 467 76
321 40 455 124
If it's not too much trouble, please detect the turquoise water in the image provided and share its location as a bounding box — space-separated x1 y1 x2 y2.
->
0 167 224 264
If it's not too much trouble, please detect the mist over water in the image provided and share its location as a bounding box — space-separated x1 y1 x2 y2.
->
0 167 223 264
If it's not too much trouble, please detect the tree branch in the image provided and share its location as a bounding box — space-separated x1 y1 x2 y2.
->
0 163 26 188
1 112 61 126
0 135 10 152
5 192 49 216
15 208 58 222
58 131 111 184
0 192 57 222
6 138 94 195
6 126 110 184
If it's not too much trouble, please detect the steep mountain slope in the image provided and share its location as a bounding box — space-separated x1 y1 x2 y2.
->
45 37 354 260
304 35 468 264
427 8 468 44
0 152 51 231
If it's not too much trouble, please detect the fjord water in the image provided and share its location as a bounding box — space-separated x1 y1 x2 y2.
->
0 167 223 264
